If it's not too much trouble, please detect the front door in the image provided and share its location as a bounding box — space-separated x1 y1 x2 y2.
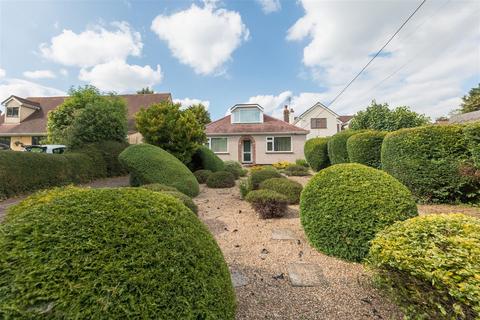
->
242 139 252 163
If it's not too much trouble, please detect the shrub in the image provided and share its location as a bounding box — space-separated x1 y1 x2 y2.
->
0 187 235 319
189 146 225 172
249 165 274 173
382 125 480 203
272 161 292 170
74 140 129 177
328 130 361 165
304 137 330 171
259 178 303 204
295 159 309 168
245 189 289 219
464 122 480 168
141 184 198 214
249 167 282 190
239 180 250 199
194 169 212 184
283 164 310 176
346 130 386 168
119 144 199 197
141 183 178 192
223 161 246 179
206 171 236 188
368 214 480 319
300 163 418 262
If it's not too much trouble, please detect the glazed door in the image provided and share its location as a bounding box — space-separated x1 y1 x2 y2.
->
242 140 252 163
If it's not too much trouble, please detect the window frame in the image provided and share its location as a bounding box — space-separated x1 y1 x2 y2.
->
207 137 229 154
311 117 327 129
6 107 19 118
231 108 262 124
266 136 292 153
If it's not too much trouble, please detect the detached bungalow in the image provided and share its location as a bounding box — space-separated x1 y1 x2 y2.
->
205 104 309 165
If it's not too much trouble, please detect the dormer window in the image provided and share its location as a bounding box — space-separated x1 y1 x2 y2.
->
6 107 19 118
230 104 263 124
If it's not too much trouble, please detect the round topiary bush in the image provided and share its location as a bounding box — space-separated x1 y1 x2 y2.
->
0 187 235 319
347 130 387 169
328 130 364 165
300 163 418 262
259 178 303 204
223 161 245 179
304 137 330 171
141 183 179 192
283 164 310 176
382 125 480 203
189 146 225 172
194 169 212 184
141 184 198 214
249 168 282 190
119 144 199 197
206 171 236 188
245 189 289 219
368 214 480 319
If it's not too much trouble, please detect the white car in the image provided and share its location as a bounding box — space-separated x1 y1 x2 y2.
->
24 144 67 154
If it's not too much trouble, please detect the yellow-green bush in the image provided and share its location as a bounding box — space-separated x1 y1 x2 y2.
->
141 183 197 214
249 167 282 190
328 130 363 165
206 171 236 188
368 214 480 319
259 178 303 204
304 137 330 171
347 130 386 169
283 164 310 176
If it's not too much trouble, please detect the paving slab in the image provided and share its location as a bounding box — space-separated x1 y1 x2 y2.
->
287 262 328 287
231 270 249 287
271 228 297 240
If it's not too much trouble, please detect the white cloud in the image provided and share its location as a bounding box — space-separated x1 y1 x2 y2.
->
0 68 5 79
23 70 56 79
257 0 281 14
246 90 292 114
174 98 210 109
59 68 68 76
287 0 480 118
151 3 249 75
40 21 142 67
78 60 162 93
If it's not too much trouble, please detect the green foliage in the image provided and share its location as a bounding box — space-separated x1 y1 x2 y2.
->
304 137 330 171
141 184 197 214
136 87 154 94
327 130 361 165
245 189 289 219
300 163 418 262
464 122 480 168
346 130 386 168
368 214 480 319
189 146 225 172
223 161 246 179
382 125 480 203
259 178 303 204
350 100 430 131
239 180 250 200
249 167 282 190
206 171 236 188
119 144 199 197
185 104 211 127
283 164 310 176
194 169 212 184
47 86 128 147
140 183 178 192
73 140 129 177
0 187 235 319
295 159 309 168
457 83 480 114
135 101 206 164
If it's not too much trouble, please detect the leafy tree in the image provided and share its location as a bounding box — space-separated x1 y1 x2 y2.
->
137 87 154 94
350 100 430 131
47 86 127 147
457 83 480 114
135 101 206 164
185 104 211 127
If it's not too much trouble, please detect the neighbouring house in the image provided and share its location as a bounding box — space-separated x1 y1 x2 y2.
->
449 110 480 124
0 93 172 150
291 102 353 139
205 104 309 165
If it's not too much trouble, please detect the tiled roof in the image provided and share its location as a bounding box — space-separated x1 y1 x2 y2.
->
206 114 309 135
449 110 480 124
0 93 172 135
338 115 354 123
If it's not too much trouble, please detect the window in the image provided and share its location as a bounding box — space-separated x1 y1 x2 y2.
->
0 136 11 147
311 118 327 129
208 137 228 153
6 107 19 118
31 136 45 145
232 108 262 123
266 136 292 152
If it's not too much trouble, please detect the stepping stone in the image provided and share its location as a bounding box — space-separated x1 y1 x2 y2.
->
287 262 328 287
271 228 297 240
231 270 248 287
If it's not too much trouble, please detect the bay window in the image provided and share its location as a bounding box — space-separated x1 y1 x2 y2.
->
266 136 292 152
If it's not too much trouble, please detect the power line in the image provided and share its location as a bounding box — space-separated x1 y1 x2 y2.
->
328 0 427 107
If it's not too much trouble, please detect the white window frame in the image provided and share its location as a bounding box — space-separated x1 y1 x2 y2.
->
266 136 292 153
231 108 263 124
207 137 229 154
6 107 19 118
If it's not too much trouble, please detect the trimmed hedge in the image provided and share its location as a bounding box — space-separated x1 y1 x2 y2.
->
141 183 178 192
300 163 418 262
189 146 224 172
194 169 212 184
74 140 129 177
141 184 198 214
368 214 480 319
0 187 235 319
260 178 303 204
283 164 309 176
347 130 386 168
464 122 480 168
223 161 246 179
249 167 282 190
304 137 330 171
119 144 199 197
245 189 289 219
206 171 236 188
327 130 361 165
382 125 480 203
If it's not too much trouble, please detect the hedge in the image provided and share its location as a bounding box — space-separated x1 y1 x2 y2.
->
300 163 418 262
0 187 235 319
223 161 246 179
368 214 480 319
206 171 236 188
140 183 198 214
194 169 212 184
382 125 480 203
259 178 303 204
119 144 199 197
245 189 289 219
304 137 330 171
346 130 386 168
189 146 224 172
74 140 129 177
464 122 480 168
327 130 361 165
249 167 282 190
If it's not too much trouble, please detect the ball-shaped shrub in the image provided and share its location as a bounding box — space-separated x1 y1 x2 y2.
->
194 169 212 184
206 171 236 188
141 184 198 214
304 137 330 171
283 164 310 176
368 214 480 319
189 146 225 172
327 130 362 165
260 178 303 204
119 144 199 197
249 167 282 190
347 130 386 168
223 161 245 179
382 125 480 203
300 163 418 262
245 189 289 219
0 187 235 319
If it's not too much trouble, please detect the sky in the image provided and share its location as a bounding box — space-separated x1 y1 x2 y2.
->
0 0 479 121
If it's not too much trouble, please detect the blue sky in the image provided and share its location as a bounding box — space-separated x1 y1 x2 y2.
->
1 0 479 120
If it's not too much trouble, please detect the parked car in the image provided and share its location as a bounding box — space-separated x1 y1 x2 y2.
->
0 143 10 150
23 145 67 154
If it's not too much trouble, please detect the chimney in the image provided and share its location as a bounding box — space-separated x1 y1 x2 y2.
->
289 108 295 124
283 105 289 122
